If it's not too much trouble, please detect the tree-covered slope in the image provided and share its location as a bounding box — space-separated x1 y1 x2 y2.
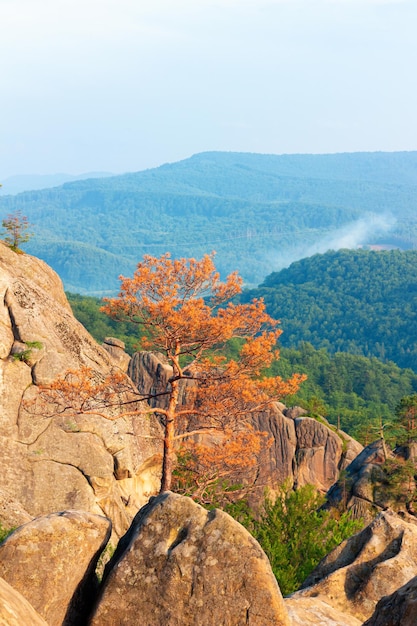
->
1 151 416 294
243 248 417 371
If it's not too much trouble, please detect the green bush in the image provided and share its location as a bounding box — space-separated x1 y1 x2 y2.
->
227 485 363 596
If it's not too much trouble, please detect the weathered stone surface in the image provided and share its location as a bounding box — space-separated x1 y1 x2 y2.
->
0 510 111 626
129 350 173 409
285 596 362 625
283 405 307 419
102 337 131 372
294 417 343 491
293 510 417 622
251 405 297 490
0 242 163 536
363 575 417 626
326 440 393 520
90 492 291 626
0 489 32 529
0 577 48 626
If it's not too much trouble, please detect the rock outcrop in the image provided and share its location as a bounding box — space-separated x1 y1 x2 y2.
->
0 242 162 536
0 510 111 626
90 491 291 626
101 336 131 372
292 509 417 622
326 438 417 524
326 439 412 521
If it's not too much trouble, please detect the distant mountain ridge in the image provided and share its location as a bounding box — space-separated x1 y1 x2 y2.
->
0 150 416 294
0 171 114 195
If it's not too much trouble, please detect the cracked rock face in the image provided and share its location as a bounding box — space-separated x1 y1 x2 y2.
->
0 242 162 536
90 491 291 626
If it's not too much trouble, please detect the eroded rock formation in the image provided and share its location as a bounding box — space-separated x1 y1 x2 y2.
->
101 336 131 372
363 575 417 626
1 501 417 625
326 438 417 523
292 509 417 622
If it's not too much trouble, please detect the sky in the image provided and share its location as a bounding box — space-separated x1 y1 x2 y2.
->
1 0 416 178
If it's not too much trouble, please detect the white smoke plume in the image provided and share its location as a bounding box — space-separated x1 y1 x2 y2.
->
266 212 397 275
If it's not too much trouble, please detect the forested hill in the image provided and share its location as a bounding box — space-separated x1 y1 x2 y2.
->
242 248 417 371
1 151 417 294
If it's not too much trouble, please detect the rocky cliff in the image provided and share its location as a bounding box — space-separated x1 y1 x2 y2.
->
0 242 162 536
0 495 291 626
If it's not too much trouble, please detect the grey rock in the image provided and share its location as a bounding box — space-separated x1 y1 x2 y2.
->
363 575 417 626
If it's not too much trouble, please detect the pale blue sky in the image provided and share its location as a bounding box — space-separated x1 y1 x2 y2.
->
1 0 416 177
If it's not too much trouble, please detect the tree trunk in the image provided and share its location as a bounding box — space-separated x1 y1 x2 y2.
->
160 372 180 492
160 417 175 492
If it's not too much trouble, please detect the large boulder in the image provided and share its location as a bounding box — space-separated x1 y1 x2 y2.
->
102 336 131 372
0 242 163 536
90 491 291 626
0 510 111 626
292 509 417 622
0 577 48 626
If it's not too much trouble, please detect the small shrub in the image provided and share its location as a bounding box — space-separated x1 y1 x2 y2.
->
12 341 43 364
96 542 115 581
0 523 15 543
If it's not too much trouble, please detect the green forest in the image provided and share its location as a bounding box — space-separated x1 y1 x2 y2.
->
242 248 417 371
1 150 417 294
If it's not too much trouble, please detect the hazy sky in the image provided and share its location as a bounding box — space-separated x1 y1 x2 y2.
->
1 0 416 177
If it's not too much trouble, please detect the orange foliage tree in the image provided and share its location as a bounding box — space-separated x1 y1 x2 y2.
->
100 253 305 493
35 253 305 496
